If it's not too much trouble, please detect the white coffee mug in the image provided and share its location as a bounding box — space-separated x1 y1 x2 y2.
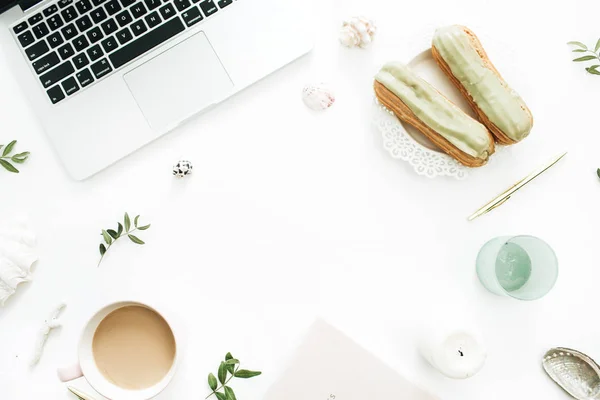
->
57 300 179 400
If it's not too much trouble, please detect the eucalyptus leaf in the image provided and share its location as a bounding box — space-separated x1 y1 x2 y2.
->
102 230 113 244
573 55 597 62
589 65 600 71
234 370 262 379
572 49 587 52
0 159 19 173
568 41 588 49
11 156 26 164
595 38 600 52
215 392 227 400
597 168 600 179
208 373 218 391
218 362 227 384
128 234 145 244
97 213 150 266
134 215 140 227
124 212 131 232
12 151 29 158
225 359 240 365
586 67 600 75
224 386 237 400
225 353 234 361
2 140 16 157
137 224 151 231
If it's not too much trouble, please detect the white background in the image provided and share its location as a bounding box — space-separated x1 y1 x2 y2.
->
1 0 599 399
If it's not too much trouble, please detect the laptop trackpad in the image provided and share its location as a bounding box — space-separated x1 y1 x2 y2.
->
124 32 233 131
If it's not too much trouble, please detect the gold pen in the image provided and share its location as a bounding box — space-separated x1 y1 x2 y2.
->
468 152 567 221
67 386 96 400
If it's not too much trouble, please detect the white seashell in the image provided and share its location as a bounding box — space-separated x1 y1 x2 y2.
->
339 16 377 48
543 347 600 399
0 219 38 306
302 84 335 111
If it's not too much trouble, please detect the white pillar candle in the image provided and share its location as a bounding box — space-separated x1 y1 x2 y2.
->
419 324 487 379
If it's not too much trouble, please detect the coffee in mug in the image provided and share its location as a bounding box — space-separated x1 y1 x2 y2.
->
92 305 176 390
58 301 179 400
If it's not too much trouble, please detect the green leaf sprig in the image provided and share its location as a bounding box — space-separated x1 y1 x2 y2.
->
569 39 600 75
597 168 600 180
0 140 30 173
98 212 150 266
206 353 261 400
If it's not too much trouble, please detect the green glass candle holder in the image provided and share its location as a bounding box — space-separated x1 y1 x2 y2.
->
476 235 558 301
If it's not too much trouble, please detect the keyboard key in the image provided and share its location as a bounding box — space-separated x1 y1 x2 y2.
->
181 6 201 26
158 3 175 19
216 0 231 8
76 68 94 87
76 15 93 31
173 0 190 12
27 13 43 25
40 60 74 87
87 26 104 42
143 0 160 10
101 35 119 52
32 22 50 39
75 0 92 13
12 22 28 34
73 52 90 68
91 7 108 23
58 0 73 8
144 11 161 28
43 4 58 16
110 17 183 68
17 31 35 48
47 15 64 30
90 57 112 78
47 85 65 104
130 2 147 18
120 0 135 7
104 0 121 15
73 34 90 50
25 40 49 60
115 27 132 44
33 51 60 74
61 76 79 95
61 5 78 22
47 31 64 48
198 0 217 16
92 0 107 6
115 9 132 26
130 20 147 36
61 23 78 40
57 42 75 59
101 18 118 34
86 43 103 60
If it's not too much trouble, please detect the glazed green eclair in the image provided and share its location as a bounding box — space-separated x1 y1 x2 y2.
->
432 25 533 144
374 62 494 167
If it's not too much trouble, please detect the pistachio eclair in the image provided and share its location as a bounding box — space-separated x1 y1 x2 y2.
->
432 25 533 145
374 62 495 167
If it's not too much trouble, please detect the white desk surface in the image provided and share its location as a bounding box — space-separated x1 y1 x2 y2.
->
1 0 599 398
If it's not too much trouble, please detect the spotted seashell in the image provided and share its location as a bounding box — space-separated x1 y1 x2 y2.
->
543 347 600 399
173 160 193 178
339 16 377 48
302 84 335 111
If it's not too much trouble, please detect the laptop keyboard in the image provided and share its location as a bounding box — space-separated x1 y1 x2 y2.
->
11 0 235 105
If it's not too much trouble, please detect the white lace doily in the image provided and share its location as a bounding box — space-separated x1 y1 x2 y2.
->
373 100 469 179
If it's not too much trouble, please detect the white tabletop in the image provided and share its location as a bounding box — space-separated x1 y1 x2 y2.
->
1 0 599 398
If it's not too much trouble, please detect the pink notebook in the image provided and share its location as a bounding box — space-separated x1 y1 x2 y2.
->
265 320 440 400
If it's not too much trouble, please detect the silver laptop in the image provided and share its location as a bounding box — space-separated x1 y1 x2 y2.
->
0 0 312 179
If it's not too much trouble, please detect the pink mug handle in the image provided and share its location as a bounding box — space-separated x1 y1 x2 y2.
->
57 362 83 382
